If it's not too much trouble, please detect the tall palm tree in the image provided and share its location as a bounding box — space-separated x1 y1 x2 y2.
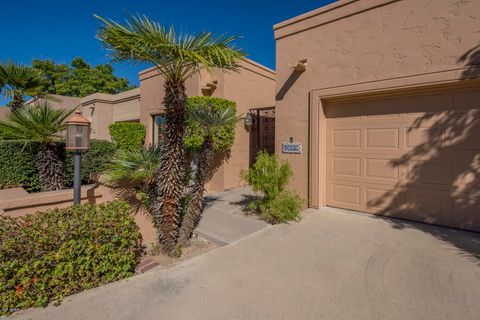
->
177 104 241 246
95 14 245 253
0 103 74 191
0 62 47 110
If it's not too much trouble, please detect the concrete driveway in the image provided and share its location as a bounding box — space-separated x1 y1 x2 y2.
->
13 208 480 320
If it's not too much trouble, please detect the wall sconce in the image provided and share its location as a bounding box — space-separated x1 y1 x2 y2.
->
201 80 218 96
244 112 253 129
291 59 307 72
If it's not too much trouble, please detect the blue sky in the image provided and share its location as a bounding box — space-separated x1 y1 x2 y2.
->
0 0 335 105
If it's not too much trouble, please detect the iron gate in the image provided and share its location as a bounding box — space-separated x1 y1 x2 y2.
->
249 106 275 166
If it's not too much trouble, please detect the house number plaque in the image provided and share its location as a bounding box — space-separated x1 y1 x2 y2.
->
282 141 302 154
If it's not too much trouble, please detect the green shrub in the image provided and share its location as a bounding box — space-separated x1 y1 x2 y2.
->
257 191 303 224
0 201 142 315
184 96 236 152
64 140 117 185
109 122 146 151
0 141 41 192
0 140 115 192
242 151 303 224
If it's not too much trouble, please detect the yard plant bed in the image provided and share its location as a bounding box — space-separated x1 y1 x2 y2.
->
0 201 142 315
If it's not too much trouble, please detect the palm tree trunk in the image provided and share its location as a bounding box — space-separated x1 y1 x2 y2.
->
35 143 67 191
177 136 214 247
152 81 187 254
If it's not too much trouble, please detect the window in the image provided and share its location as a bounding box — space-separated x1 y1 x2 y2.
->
153 114 166 145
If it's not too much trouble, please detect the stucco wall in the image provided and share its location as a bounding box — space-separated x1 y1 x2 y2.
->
222 59 276 190
139 68 202 146
81 88 140 141
274 0 480 203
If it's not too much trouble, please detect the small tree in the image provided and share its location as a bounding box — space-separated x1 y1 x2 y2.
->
177 103 241 246
241 151 303 224
0 103 74 191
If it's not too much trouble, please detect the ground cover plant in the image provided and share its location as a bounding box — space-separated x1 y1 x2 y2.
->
0 201 142 315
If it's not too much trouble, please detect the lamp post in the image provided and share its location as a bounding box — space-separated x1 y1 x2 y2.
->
66 109 91 205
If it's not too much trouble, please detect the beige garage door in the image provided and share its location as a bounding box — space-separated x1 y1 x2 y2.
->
325 87 480 232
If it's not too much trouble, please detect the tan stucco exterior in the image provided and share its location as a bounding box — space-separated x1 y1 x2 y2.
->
139 58 276 192
274 0 480 231
79 88 141 141
24 90 140 141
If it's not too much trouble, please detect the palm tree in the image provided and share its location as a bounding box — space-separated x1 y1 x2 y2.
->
103 146 161 214
0 62 47 110
0 103 74 191
95 14 245 254
177 104 241 246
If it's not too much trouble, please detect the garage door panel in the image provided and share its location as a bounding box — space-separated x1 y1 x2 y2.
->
365 158 400 181
365 186 404 212
331 156 361 178
405 159 451 187
324 89 480 232
404 127 436 149
329 183 362 209
330 129 361 149
365 128 399 149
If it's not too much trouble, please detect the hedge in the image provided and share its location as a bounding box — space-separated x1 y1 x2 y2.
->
184 96 237 152
0 140 116 192
0 200 142 315
109 122 146 151
0 141 40 192
64 140 117 186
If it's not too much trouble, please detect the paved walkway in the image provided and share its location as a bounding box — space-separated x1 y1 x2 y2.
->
13 207 480 320
196 187 269 245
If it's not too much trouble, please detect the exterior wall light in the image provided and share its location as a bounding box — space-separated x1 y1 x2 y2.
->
244 112 253 129
66 109 91 205
291 59 307 72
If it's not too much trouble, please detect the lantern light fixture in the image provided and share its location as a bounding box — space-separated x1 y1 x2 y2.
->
65 109 91 205
66 109 91 150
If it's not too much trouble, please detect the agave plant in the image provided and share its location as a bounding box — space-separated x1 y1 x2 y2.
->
95 14 245 254
0 62 47 110
0 103 74 191
177 104 241 246
103 146 161 214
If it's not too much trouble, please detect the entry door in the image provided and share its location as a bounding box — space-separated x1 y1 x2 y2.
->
324 87 480 232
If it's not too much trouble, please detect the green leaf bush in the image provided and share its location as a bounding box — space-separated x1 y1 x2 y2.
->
0 141 41 192
184 96 236 152
64 140 117 185
108 122 146 151
0 201 142 315
241 151 303 224
0 140 115 192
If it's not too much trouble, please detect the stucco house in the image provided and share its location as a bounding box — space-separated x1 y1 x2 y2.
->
274 0 480 232
139 58 275 192
21 58 275 194
79 88 140 140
